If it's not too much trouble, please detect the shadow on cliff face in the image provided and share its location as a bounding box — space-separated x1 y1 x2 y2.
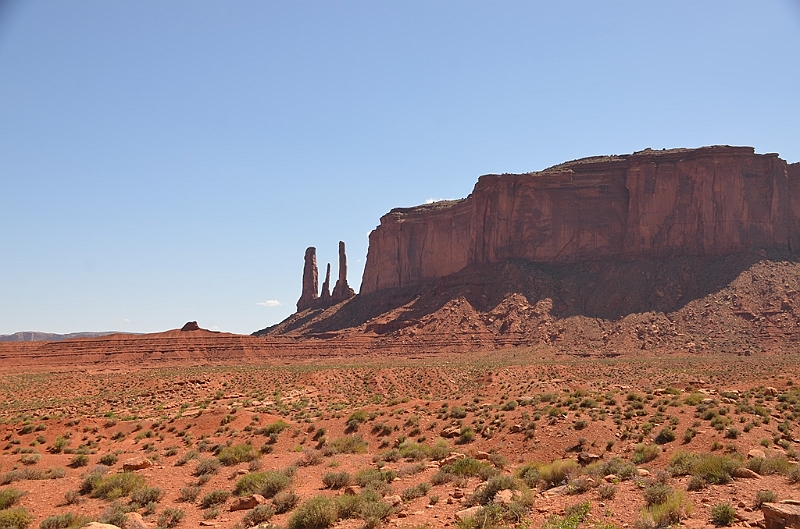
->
258 250 800 340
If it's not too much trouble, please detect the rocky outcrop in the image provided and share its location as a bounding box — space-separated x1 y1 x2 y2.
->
297 242 354 311
297 247 319 311
331 241 355 303
180 321 200 332
361 146 799 294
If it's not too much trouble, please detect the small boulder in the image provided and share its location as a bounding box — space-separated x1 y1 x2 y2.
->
748 449 767 459
121 513 149 529
476 451 491 460
732 467 761 479
439 452 466 466
230 494 266 511
763 501 800 529
343 485 361 496
603 474 618 483
455 506 483 521
122 457 152 471
636 468 650 477
543 485 569 497
385 495 402 506
578 452 602 465
494 489 513 505
441 427 461 439
82 524 120 529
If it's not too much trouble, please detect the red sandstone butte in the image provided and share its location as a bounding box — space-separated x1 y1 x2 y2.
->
361 146 800 294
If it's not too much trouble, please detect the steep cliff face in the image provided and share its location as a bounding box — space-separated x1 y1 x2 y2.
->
361 146 799 294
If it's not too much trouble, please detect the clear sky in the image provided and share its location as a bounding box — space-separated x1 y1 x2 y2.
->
1 1 799 335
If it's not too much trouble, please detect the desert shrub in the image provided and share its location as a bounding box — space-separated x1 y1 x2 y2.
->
0 467 64 485
273 490 300 514
654 428 676 445
258 420 289 436
330 435 368 454
539 459 580 488
515 462 541 488
633 444 660 464
359 498 393 528
98 501 134 526
68 455 89 469
234 471 291 498
542 501 590 529
754 489 777 509
86 472 146 500
567 476 593 495
788 465 800 483
470 475 516 506
400 482 430 502
98 454 118 467
332 494 362 520
217 444 258 466
643 482 672 506
345 411 368 432
0 507 33 529
19 453 40 466
287 495 337 529
242 504 275 527
156 507 184 529
298 450 322 467
354 468 397 489
130 486 163 508
597 483 617 500
397 440 449 461
710 503 736 526
322 472 350 489
193 458 221 477
38 512 91 529
691 454 741 485
177 486 200 503
175 450 198 466
0 487 26 509
641 489 692 527
592 457 637 481
441 457 496 480
746 455 792 476
456 426 475 445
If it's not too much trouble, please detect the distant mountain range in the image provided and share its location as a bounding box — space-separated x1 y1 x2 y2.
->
0 331 130 342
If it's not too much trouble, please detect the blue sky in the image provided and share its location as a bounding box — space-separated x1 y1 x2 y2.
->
1 1 799 335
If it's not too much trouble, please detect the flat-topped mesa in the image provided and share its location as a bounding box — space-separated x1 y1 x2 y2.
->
361 146 800 294
331 241 356 302
296 247 319 312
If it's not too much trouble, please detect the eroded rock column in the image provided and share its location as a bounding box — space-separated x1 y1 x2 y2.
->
331 241 355 302
296 247 319 311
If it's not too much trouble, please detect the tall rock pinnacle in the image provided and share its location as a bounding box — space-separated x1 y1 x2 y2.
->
320 263 332 303
296 247 319 311
331 241 356 302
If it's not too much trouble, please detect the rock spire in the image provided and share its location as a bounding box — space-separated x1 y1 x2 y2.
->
296 247 319 311
331 241 356 302
296 242 354 312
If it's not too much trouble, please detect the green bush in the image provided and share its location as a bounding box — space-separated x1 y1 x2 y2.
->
177 486 200 503
643 482 672 506
400 482 431 502
642 490 692 527
710 503 736 526
0 487 26 509
234 471 291 498
257 420 289 436
130 486 163 508
200 490 231 510
345 411 368 432
354 468 397 489
633 444 660 464
654 428 676 445
0 507 33 529
754 489 777 509
68 455 89 469
193 458 221 477
272 490 300 514
287 495 338 529
38 512 91 529
470 475 516 506
98 454 118 467
86 472 146 500
539 459 579 488
321 472 351 490
217 444 258 466
542 501 590 529
746 455 792 476
242 505 275 527
156 507 184 529
514 462 541 488
330 435 368 454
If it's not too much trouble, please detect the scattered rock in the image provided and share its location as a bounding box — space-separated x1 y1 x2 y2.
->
748 449 767 459
604 474 618 483
385 495 402 506
440 427 461 439
765 387 779 397
476 451 491 460
452 488 464 499
578 452 602 465
763 502 800 529
439 452 466 465
81 524 120 529
343 485 361 496
543 485 569 497
455 506 483 521
230 494 266 511
636 468 650 477
121 513 148 529
733 467 761 479
494 489 513 505
122 457 152 471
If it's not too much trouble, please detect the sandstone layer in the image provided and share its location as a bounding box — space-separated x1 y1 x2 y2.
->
362 146 800 294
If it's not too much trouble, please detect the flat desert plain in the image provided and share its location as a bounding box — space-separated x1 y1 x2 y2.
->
2 350 800 529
